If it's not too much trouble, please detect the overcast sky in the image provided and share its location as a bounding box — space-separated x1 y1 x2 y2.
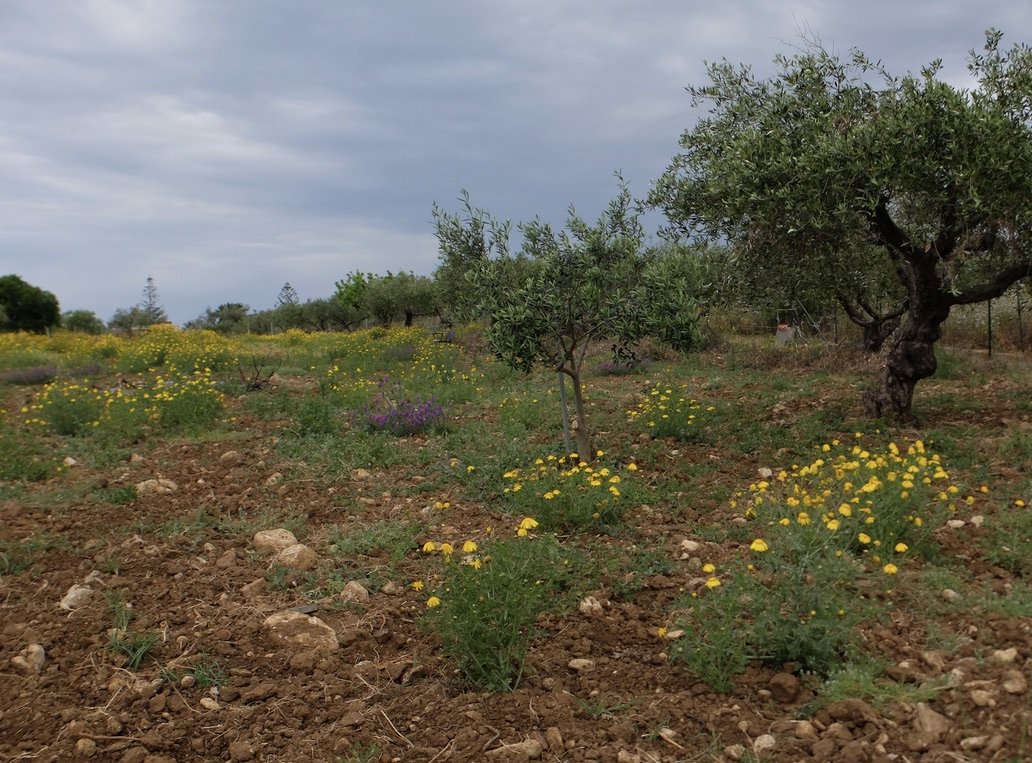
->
1 1 1028 324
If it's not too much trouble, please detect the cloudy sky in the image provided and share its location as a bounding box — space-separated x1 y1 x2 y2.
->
1 1 1028 324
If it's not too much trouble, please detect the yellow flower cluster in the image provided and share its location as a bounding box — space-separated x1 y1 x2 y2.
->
23 368 224 436
626 383 714 437
117 325 234 372
733 438 958 574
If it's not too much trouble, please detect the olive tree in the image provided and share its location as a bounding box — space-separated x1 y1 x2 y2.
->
650 30 1032 421
467 184 704 461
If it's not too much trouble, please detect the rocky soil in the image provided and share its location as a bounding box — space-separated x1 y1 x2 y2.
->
2 370 1031 763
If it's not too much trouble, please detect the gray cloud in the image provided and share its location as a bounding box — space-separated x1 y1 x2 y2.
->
0 0 1027 323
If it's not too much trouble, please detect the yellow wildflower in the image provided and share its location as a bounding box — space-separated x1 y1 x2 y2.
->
749 538 769 553
426 596 441 608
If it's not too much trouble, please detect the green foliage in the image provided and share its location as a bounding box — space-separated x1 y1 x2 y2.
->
0 274 60 333
432 190 513 321
424 534 570 691
501 454 636 532
291 395 338 437
0 420 58 481
462 181 704 459
185 303 252 334
106 590 161 669
626 383 714 442
328 518 427 569
61 310 105 335
651 30 1032 419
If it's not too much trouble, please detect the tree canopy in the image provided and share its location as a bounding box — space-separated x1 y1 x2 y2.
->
650 30 1032 420
0 275 60 333
438 182 705 461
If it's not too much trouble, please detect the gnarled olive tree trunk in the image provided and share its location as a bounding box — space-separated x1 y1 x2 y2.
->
863 259 951 422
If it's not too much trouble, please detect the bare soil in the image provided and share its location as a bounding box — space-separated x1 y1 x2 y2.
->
2 359 1031 763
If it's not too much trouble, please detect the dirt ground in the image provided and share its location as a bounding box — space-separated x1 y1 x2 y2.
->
2 367 1031 763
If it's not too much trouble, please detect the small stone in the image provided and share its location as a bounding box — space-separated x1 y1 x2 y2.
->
199 697 220 711
228 739 254 761
63 456 79 467
616 752 640 763
1002 669 1027 694
339 581 369 604
752 734 776 755
10 643 45 674
60 584 94 610
265 472 283 486
567 658 595 672
970 514 984 527
252 529 298 554
271 543 319 571
134 478 178 496
723 744 745 761
919 651 947 673
263 611 338 652
544 727 563 751
352 468 373 480
121 746 147 763
757 467 774 479
769 672 800 703
381 581 400 595
215 549 236 568
179 675 196 689
484 739 542 760
946 519 966 529
578 596 603 615
129 453 145 463
75 738 97 757
908 703 950 751
340 711 364 728
940 588 961 603
679 539 702 553
991 647 1019 664
241 578 266 598
219 450 243 464
793 720 818 741
971 689 996 707
961 736 988 751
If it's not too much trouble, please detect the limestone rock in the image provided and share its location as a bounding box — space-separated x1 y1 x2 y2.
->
907 703 949 751
970 689 996 707
578 595 603 615
485 739 543 761
271 543 319 571
219 450 243 465
339 581 369 604
752 734 776 755
134 478 178 496
10 643 45 674
567 658 595 672
60 584 94 610
991 647 1019 664
253 529 298 554
1002 669 1027 694
263 611 338 652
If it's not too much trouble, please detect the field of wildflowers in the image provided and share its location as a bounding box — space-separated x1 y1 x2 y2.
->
0 325 1030 761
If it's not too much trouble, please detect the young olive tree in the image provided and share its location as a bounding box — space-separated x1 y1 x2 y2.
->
650 30 1032 421
475 184 704 462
